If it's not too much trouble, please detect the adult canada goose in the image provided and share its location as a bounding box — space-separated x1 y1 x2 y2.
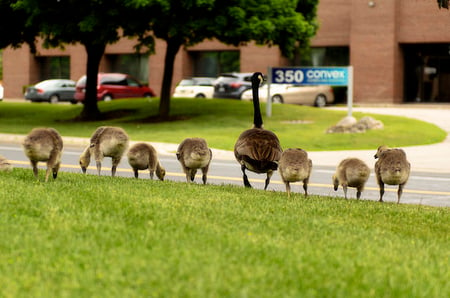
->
234 72 282 190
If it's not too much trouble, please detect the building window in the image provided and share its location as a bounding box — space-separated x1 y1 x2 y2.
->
106 54 149 83
301 47 349 66
403 44 450 103
190 51 240 77
37 56 70 80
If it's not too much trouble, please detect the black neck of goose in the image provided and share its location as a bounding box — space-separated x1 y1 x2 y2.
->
252 79 263 129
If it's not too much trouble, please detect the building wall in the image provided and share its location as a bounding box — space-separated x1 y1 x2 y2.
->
2 0 450 102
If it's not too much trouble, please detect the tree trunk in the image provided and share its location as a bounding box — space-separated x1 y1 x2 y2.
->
79 43 106 120
158 38 181 120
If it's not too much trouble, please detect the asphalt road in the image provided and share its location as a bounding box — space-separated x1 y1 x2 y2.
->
2 142 449 207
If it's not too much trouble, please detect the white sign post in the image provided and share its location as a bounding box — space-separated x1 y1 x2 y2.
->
266 66 354 117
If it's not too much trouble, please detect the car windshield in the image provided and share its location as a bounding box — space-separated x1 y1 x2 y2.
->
179 79 194 86
35 80 58 88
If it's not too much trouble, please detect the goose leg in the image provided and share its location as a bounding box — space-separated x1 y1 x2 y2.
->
134 169 139 178
241 165 252 188
264 171 273 190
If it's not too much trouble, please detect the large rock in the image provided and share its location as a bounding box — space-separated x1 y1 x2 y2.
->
327 116 384 133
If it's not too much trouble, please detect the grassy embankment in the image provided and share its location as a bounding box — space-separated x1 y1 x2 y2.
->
0 168 448 297
0 98 446 151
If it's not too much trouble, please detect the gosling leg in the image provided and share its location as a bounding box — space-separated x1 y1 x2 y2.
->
96 161 102 176
343 184 348 199
201 166 209 185
285 182 291 198
378 182 385 202
31 161 39 180
397 183 405 204
133 169 139 179
303 178 309 197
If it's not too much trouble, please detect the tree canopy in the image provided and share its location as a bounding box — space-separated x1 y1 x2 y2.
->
9 0 154 120
131 0 319 119
1 0 318 120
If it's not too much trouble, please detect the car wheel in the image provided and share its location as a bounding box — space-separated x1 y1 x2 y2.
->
143 93 152 98
49 94 59 104
271 94 284 104
314 94 327 107
102 94 113 102
70 100 78 105
195 94 206 98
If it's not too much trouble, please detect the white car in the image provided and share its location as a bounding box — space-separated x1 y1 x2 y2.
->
173 77 215 98
241 84 334 107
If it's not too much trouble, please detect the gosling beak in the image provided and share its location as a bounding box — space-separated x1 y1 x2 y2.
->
81 167 87 174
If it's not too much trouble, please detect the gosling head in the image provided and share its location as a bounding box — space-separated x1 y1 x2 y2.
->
79 147 91 174
332 174 339 191
374 145 390 159
156 167 166 181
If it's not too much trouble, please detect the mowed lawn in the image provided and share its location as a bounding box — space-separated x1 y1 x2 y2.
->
0 169 448 297
0 99 448 297
0 98 446 151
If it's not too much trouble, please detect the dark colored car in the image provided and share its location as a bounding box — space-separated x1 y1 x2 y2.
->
213 72 254 99
74 73 156 102
24 79 77 104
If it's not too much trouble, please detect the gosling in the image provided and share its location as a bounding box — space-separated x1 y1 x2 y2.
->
278 148 312 198
22 127 63 181
0 154 13 172
374 145 411 204
176 137 212 184
332 158 370 200
127 142 166 180
79 126 129 176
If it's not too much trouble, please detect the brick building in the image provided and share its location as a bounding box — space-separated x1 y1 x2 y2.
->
2 0 450 103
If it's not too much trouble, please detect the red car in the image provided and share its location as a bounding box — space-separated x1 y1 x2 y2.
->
74 73 156 102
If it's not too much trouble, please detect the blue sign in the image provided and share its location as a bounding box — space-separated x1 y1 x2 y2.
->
271 67 349 86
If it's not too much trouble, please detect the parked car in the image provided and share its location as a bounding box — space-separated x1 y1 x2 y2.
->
172 77 216 98
241 84 334 107
213 72 254 99
74 73 156 102
24 79 77 104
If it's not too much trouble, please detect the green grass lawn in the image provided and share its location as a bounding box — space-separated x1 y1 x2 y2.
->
1 99 448 297
0 98 446 151
0 168 448 297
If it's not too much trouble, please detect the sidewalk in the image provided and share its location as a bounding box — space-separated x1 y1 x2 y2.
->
318 104 450 173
